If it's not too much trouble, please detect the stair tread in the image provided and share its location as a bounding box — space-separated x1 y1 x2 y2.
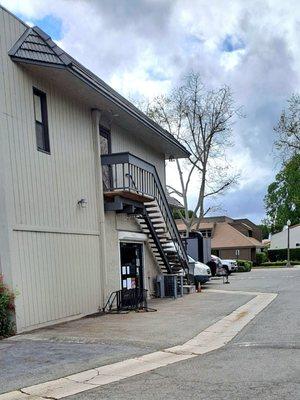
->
149 239 169 243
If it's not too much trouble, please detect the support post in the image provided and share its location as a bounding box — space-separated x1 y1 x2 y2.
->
286 222 291 268
91 109 108 306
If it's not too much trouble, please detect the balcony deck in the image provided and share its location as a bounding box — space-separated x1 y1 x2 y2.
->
104 190 154 204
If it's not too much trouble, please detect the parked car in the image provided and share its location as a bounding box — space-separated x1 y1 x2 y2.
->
188 256 211 284
210 255 224 276
222 259 238 274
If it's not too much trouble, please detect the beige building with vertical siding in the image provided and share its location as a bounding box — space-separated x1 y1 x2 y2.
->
0 6 189 332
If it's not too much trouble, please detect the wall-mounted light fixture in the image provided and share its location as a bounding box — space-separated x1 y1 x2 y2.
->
169 155 175 162
77 198 88 208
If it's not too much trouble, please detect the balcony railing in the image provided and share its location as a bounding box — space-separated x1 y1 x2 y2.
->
101 152 189 270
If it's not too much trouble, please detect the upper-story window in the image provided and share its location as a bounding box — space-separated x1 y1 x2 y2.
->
33 87 50 154
200 229 212 238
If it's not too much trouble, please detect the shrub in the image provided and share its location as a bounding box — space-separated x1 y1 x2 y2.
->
256 252 268 266
0 275 16 339
236 259 253 272
259 261 299 267
268 248 300 262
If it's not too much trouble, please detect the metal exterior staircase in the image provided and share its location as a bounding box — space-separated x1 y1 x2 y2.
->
101 152 189 275
136 201 184 274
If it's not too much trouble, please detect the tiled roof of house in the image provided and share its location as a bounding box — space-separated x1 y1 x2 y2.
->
176 221 214 232
176 215 263 248
211 223 263 249
198 222 215 230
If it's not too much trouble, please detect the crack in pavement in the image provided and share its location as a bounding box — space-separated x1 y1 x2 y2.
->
20 387 55 400
0 290 277 400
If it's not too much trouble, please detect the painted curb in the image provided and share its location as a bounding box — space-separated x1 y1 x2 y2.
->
0 290 277 400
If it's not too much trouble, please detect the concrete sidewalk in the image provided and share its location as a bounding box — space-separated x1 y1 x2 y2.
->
0 280 254 393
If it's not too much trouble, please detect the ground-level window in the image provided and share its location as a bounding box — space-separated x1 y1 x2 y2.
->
33 87 50 154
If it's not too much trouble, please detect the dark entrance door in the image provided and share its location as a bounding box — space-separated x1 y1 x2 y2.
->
120 242 143 294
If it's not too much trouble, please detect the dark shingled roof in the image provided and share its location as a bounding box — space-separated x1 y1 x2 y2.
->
8 23 189 158
13 30 63 64
167 194 184 209
9 26 71 65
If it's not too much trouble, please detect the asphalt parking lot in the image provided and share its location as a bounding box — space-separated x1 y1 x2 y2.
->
66 267 300 400
1 267 299 399
0 277 252 393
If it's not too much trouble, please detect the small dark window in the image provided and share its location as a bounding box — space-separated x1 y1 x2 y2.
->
33 88 50 153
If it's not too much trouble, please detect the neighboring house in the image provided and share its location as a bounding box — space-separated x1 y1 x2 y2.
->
270 224 300 250
166 194 185 210
0 6 189 332
262 239 271 249
176 216 264 262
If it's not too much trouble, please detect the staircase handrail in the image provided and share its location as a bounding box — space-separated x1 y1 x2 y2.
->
101 152 189 269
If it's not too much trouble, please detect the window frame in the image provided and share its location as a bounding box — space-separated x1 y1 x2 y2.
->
99 125 112 155
33 87 50 154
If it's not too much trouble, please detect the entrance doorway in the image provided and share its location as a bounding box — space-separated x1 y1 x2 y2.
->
120 242 143 294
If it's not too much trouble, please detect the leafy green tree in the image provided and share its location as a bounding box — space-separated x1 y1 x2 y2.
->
173 209 193 219
264 154 300 232
257 223 270 240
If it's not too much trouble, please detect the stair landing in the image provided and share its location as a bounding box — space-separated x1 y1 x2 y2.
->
104 190 153 203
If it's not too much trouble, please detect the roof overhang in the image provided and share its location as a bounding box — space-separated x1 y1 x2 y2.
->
9 26 190 159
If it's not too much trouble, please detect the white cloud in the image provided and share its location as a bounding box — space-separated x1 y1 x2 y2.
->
220 49 246 71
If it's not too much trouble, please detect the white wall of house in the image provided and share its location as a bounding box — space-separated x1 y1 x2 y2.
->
0 7 167 332
270 225 300 250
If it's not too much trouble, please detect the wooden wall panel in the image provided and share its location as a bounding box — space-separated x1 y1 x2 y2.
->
112 123 166 187
0 8 104 331
11 230 101 331
0 8 99 233
0 7 166 331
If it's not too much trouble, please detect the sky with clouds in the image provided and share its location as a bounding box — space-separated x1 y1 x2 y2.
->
2 0 300 223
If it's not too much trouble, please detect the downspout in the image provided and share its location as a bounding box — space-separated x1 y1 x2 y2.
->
91 109 107 307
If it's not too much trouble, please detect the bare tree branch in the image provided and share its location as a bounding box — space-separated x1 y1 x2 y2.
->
274 93 300 161
144 72 241 235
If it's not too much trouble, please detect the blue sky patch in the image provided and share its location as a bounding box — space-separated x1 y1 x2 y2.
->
185 34 203 45
16 13 63 40
147 67 168 81
221 35 245 52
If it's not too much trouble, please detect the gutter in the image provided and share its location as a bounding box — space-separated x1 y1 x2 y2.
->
68 64 190 157
9 24 190 158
